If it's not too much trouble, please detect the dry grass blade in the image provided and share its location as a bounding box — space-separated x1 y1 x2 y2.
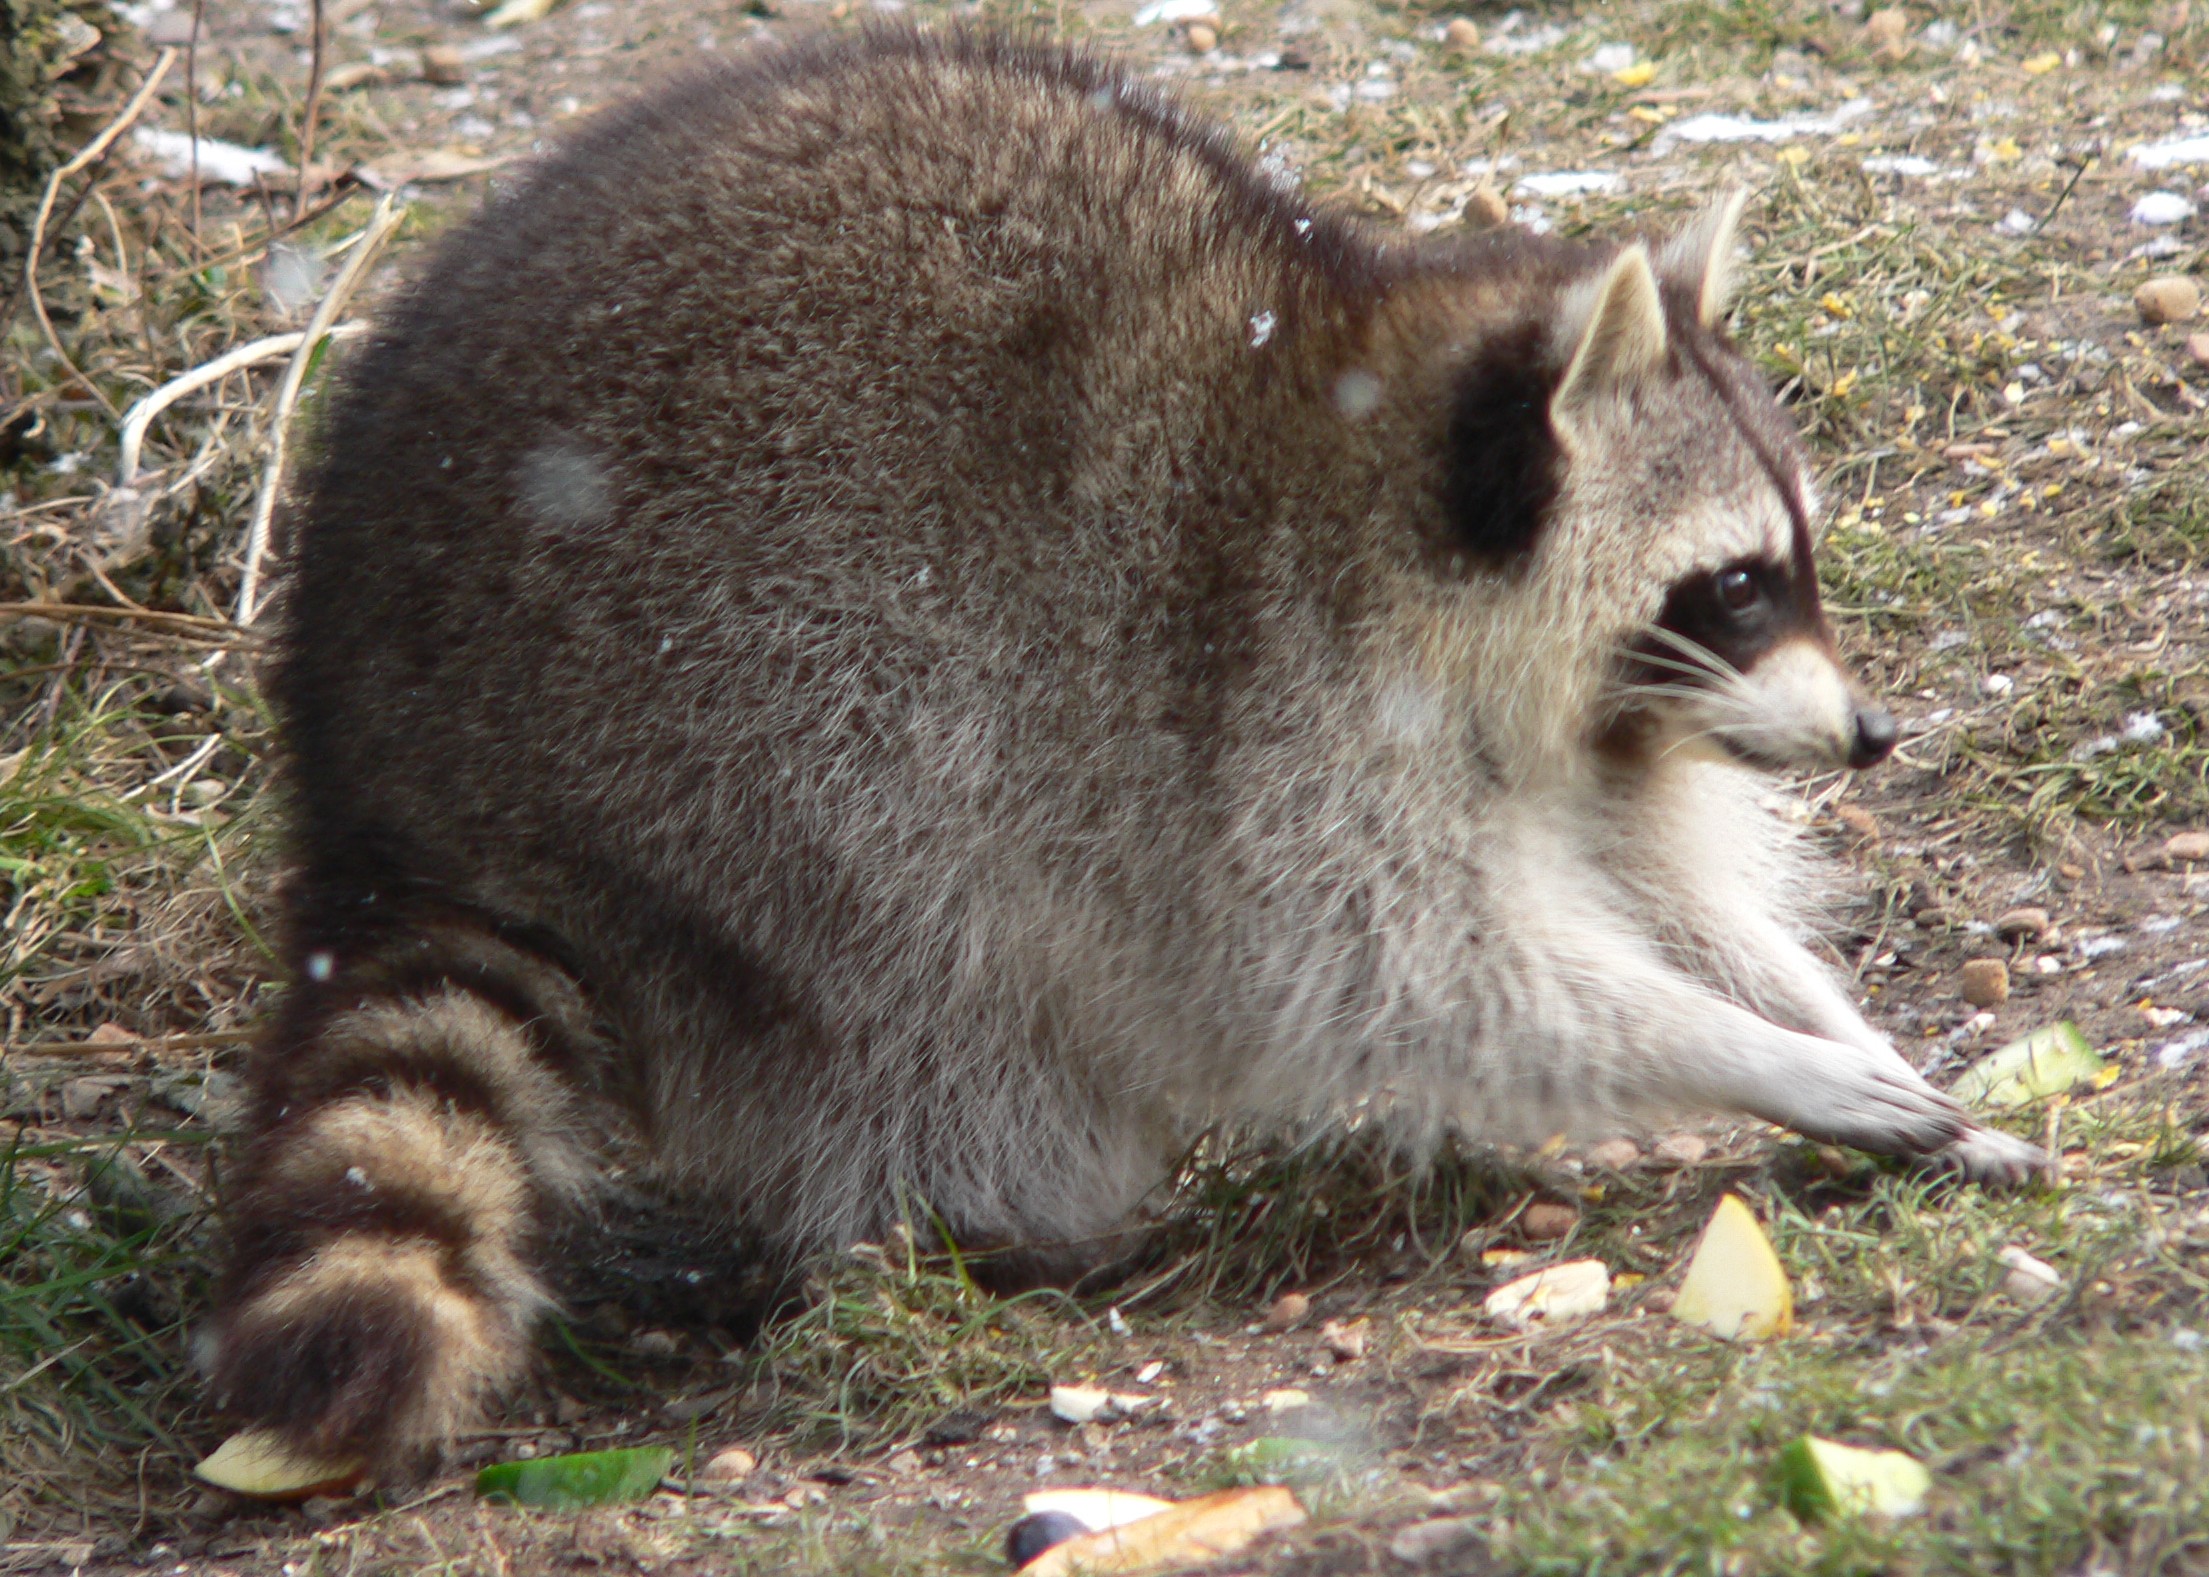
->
22 50 180 422
236 195 404 627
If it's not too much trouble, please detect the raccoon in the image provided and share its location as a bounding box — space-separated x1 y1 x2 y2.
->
204 28 2042 1474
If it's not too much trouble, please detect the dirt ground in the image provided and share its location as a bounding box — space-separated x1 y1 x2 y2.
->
3 0 2208 1571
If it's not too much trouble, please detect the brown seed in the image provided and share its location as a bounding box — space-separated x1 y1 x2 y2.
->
1584 1137 1641 1171
2166 830 2209 862
1521 1201 1580 1241
1652 1132 1709 1168
1465 184 1509 228
1185 22 1217 52
1864 7 1910 45
702 1446 757 1482
1263 1291 1312 1332
2135 275 2202 326
1444 17 1481 51
2188 332 2209 369
1959 957 2011 1007
1995 906 2050 940
419 44 468 86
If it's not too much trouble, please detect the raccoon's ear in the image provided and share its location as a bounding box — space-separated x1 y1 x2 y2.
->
1553 244 1668 420
1658 189 1751 327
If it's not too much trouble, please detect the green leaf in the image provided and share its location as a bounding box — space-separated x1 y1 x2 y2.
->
475 1446 673 1509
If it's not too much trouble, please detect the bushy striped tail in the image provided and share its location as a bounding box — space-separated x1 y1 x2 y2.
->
204 926 603 1476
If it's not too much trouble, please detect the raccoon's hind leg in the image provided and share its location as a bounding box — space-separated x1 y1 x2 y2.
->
204 923 603 1476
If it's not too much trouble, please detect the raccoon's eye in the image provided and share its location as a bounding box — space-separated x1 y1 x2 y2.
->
1717 568 1760 612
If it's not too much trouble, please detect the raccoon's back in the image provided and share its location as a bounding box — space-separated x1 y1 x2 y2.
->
275 32 1383 1062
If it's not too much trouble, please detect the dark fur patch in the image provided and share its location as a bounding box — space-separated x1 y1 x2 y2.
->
1441 323 1562 566
1640 554 1821 684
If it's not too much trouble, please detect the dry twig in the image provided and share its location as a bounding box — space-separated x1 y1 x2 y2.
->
237 195 404 627
23 51 180 421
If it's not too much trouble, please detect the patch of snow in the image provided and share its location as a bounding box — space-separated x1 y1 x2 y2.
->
1514 170 1624 197
2131 190 2198 225
1659 99 1873 147
133 128 288 185
1996 208 2036 235
2122 711 2168 746
1862 154 1941 177
1586 42 1635 73
2131 132 2209 170
1134 0 1215 23
2153 1028 2209 1071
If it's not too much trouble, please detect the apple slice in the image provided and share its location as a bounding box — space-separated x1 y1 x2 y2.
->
1778 1435 1931 1520
1950 1022 2106 1109
1670 1194 1793 1340
1018 1486 1306 1576
193 1430 363 1501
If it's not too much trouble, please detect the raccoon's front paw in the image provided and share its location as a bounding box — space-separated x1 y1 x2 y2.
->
1785 1050 1971 1160
1927 1124 2047 1186
204 1238 530 1478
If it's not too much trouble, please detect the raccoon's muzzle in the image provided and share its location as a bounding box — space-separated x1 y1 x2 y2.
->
1847 705 1898 770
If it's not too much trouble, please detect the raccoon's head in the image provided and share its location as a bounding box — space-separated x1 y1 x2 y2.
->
1466 193 1896 777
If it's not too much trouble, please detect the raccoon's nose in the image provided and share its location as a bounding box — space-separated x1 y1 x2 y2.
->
1848 706 1898 769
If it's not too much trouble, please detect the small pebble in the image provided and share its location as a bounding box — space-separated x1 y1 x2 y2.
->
1185 21 1217 52
2188 332 2209 369
419 44 469 85
883 1447 924 1475
1264 1291 1311 1332
1998 1245 2062 1304
1584 1137 1641 1171
1521 1201 1580 1241
1652 1132 1709 1168
1443 17 1481 50
1995 906 2050 941
1387 1515 1485 1563
1959 957 2011 1008
2135 275 2201 326
2165 831 2209 862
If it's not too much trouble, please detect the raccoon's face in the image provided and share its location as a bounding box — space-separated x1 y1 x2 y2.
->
1517 195 1897 776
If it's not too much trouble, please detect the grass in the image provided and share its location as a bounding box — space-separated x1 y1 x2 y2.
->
3 0 2208 1569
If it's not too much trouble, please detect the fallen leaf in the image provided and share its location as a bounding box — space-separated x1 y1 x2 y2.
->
475 1446 672 1509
